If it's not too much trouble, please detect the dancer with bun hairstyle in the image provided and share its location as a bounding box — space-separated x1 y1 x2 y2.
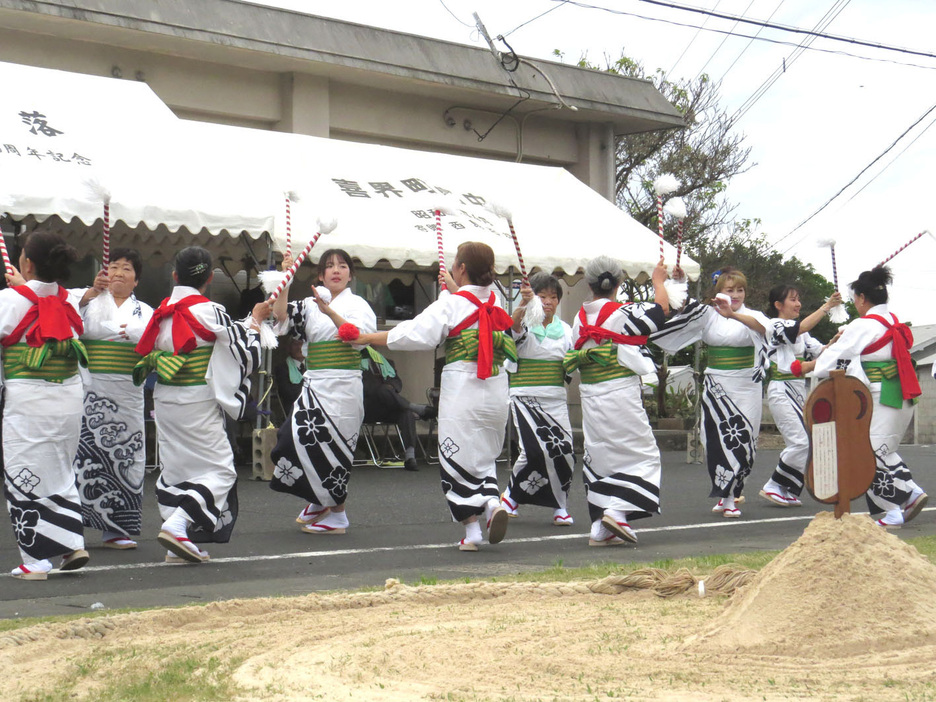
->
798 266 925 528
1 232 90 580
563 257 669 546
352 242 516 551
134 246 269 563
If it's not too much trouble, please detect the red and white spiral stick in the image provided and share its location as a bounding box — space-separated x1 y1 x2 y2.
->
664 197 687 278
653 174 680 262
85 176 112 269
485 201 544 326
266 216 338 304
878 230 934 268
434 203 457 291
0 227 12 276
817 238 839 290
284 190 299 260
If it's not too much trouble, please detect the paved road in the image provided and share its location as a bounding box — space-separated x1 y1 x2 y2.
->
2 446 934 619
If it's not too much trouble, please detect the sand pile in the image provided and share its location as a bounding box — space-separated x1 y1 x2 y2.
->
692 511 936 657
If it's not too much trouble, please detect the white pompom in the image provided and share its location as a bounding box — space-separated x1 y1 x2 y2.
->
663 277 688 311
259 270 286 296
85 289 118 327
84 175 111 204
523 295 545 328
484 200 513 220
816 238 837 248
317 216 338 235
285 190 300 202
433 201 459 217
314 286 332 305
257 320 279 349
663 197 687 220
828 304 849 324
653 174 680 197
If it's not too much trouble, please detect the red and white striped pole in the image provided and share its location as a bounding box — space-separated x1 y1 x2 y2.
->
267 232 321 304
879 230 932 267
434 207 447 291
653 174 680 263
656 194 665 261
284 191 299 261
101 200 111 269
0 227 12 277
506 219 529 286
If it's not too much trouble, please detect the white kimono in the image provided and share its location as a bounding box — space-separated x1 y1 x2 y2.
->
810 304 921 515
387 285 512 522
652 300 770 498
568 299 665 523
73 293 153 537
0 281 85 564
270 287 376 507
143 285 262 540
764 318 824 496
507 319 575 510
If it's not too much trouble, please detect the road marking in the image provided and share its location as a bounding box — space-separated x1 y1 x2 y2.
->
26 507 931 576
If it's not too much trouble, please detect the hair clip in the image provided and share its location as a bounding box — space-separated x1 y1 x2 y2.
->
189 262 209 275
711 270 722 285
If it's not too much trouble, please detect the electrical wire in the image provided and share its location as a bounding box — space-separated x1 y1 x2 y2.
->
717 0 786 82
438 0 474 28
503 0 569 37
669 0 722 76
693 0 755 81
775 99 936 254
550 0 936 61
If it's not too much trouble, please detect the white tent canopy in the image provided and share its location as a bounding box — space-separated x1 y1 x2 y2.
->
0 60 698 282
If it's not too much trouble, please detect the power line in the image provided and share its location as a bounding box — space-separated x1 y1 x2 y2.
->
717 0 786 82
730 0 851 125
669 0 722 76
693 0 754 81
775 99 936 254
438 0 474 28
550 0 936 61
503 0 569 38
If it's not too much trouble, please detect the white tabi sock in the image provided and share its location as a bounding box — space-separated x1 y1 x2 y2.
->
464 521 483 545
161 507 192 538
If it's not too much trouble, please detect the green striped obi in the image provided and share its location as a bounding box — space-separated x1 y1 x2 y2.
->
509 358 565 388
306 339 361 371
444 330 518 377
707 345 755 370
769 360 803 383
562 342 635 385
84 339 141 375
862 360 913 409
2 340 87 383
132 345 213 387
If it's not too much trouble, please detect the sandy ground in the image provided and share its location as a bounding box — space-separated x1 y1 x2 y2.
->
2 514 936 701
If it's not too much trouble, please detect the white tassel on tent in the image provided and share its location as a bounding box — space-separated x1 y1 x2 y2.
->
663 277 688 311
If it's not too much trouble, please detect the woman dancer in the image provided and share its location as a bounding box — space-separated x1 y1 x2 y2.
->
74 248 154 549
799 266 925 527
352 242 515 551
563 257 669 546
270 249 377 535
134 246 268 563
1 232 90 580
500 272 576 526
758 286 841 506
652 267 769 518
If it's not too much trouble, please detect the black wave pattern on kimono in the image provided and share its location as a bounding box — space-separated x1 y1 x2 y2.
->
581 458 662 523
74 390 145 536
4 468 84 561
701 375 756 498
866 449 914 516
508 396 574 509
155 472 239 541
269 384 353 506
188 482 238 544
438 437 500 523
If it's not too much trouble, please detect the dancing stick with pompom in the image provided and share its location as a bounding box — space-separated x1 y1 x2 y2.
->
85 176 112 269
816 238 839 291
816 238 849 324
266 217 338 304
878 230 935 267
284 190 299 260
433 203 457 291
664 197 687 278
485 201 544 327
653 174 680 261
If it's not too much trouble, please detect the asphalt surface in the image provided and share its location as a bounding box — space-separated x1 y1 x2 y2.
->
2 445 935 619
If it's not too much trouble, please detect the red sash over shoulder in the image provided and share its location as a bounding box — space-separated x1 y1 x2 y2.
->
135 295 216 356
1 285 83 347
448 290 513 379
861 313 921 401
573 301 647 350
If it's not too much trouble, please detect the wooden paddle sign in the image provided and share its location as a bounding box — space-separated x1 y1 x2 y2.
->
804 369 876 518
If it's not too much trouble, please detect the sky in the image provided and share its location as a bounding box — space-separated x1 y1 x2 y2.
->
254 0 936 324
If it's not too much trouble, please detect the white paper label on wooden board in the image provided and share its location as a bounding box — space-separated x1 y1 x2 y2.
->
812 421 838 500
